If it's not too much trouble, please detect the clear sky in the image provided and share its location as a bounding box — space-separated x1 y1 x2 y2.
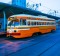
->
0 0 11 3
27 0 60 16
27 0 60 11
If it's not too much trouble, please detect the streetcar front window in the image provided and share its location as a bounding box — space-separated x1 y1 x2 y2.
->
8 20 20 26
7 17 26 26
7 17 20 26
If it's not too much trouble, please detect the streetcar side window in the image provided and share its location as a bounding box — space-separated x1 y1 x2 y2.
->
46 22 49 25
41 22 44 25
28 21 30 25
38 22 41 25
34 22 36 25
20 19 26 25
22 19 26 25
37 22 41 25
31 22 34 25
39 22 41 25
37 22 38 25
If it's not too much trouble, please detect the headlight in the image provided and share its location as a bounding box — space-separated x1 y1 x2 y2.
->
7 29 13 33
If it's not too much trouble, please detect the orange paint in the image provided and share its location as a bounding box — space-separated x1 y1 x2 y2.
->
7 26 56 38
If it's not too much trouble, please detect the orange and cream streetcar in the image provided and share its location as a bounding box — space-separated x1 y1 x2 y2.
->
7 14 56 38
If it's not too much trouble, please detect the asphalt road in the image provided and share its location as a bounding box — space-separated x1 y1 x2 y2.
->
0 26 60 56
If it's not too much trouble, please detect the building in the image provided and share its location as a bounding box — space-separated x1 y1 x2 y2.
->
12 0 26 8
0 18 6 32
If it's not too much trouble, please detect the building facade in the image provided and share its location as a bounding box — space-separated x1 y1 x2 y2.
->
12 0 26 8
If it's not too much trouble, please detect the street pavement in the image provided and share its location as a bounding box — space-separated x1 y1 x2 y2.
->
0 26 60 56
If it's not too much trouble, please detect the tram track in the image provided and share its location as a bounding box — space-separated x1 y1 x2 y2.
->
38 41 60 56
6 31 59 56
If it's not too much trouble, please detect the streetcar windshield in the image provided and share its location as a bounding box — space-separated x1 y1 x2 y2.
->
8 20 20 26
7 17 26 26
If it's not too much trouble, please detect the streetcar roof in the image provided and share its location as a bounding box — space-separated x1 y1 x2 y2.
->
10 14 55 20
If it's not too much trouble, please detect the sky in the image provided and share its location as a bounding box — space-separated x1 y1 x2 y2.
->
0 0 59 10
27 0 60 10
27 0 60 16
0 0 11 3
0 0 60 10
0 0 60 16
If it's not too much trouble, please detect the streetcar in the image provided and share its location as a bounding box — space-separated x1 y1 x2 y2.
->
7 14 56 38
